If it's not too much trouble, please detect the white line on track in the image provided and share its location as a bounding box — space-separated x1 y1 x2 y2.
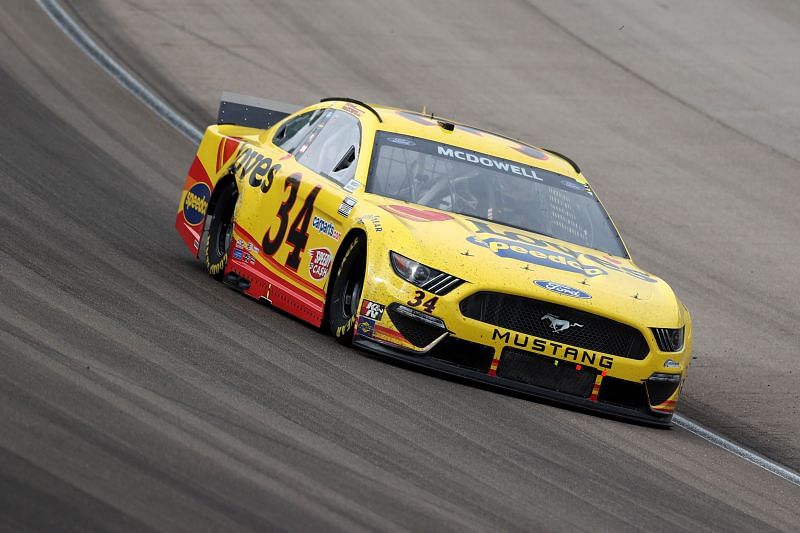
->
38 0 800 490
35 0 202 144
674 415 800 486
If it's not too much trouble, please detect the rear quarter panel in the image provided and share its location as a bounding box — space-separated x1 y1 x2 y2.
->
174 125 259 255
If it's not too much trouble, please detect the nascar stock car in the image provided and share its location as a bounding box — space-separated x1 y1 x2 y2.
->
175 93 692 425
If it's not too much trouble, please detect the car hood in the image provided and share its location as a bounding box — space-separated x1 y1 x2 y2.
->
363 201 683 327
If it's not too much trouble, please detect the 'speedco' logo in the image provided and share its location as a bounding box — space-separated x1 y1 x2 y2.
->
541 313 583 333
183 182 210 226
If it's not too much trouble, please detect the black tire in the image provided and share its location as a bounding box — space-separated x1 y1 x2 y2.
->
203 180 238 280
327 236 366 345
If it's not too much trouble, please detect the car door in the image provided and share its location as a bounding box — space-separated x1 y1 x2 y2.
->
286 106 363 287
234 105 363 292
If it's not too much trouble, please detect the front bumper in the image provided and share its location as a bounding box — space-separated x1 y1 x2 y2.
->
354 280 690 425
352 335 675 426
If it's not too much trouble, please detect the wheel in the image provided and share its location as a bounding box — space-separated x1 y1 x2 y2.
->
203 180 238 280
328 236 366 345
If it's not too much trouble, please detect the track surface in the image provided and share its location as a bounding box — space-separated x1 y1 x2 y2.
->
1 0 799 531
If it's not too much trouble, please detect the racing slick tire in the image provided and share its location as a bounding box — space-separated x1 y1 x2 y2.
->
328 236 366 345
203 180 238 280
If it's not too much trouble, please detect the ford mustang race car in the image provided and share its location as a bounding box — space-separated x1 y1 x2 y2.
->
176 93 692 425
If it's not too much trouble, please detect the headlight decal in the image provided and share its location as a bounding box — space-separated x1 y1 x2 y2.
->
390 252 465 295
651 327 685 352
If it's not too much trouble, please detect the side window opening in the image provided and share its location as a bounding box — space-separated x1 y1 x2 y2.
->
273 109 327 154
295 110 361 185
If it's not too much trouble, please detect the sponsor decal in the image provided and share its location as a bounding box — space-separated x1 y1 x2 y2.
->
561 179 585 191
342 102 364 117
232 145 279 194
360 300 385 320
183 183 210 226
343 179 361 193
541 313 583 333
312 216 341 241
468 220 656 283
233 239 258 262
469 235 605 277
380 204 452 222
373 132 596 198
308 247 333 280
492 328 613 369
387 136 417 146
338 196 358 217
357 316 375 337
534 280 592 300
437 146 543 181
360 214 383 232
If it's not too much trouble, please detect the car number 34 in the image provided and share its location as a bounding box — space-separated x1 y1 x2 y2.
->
407 290 438 313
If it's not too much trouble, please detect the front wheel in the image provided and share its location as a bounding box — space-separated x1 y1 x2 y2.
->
203 180 238 280
327 236 366 345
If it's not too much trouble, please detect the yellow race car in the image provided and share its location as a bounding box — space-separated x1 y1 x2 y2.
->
176 94 691 425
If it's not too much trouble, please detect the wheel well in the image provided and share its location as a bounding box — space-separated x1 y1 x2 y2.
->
322 228 367 333
206 174 237 219
196 174 236 260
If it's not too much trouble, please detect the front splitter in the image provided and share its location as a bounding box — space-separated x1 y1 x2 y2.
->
352 337 673 427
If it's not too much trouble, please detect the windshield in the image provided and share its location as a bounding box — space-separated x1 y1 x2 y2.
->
366 131 627 257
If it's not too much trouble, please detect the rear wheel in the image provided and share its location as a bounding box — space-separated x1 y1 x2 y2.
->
203 181 238 280
328 236 366 345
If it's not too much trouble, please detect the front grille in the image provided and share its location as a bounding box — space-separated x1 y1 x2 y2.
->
430 337 495 372
496 348 597 397
387 305 445 348
460 292 649 359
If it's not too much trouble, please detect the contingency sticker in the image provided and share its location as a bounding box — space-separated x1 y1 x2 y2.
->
308 248 333 280
338 196 358 217
360 300 385 320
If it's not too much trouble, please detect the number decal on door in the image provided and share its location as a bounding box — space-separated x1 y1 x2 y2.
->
285 185 322 270
261 173 301 255
261 172 323 271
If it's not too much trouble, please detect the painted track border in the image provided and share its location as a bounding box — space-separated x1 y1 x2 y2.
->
35 0 203 144
37 0 800 490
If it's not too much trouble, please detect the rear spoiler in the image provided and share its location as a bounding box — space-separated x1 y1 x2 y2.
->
216 92 301 129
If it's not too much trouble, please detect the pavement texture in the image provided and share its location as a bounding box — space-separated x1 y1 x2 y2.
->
1 0 799 530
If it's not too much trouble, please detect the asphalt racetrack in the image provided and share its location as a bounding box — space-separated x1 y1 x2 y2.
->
1 0 800 531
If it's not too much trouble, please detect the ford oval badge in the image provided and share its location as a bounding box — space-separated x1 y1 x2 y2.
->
534 280 592 299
